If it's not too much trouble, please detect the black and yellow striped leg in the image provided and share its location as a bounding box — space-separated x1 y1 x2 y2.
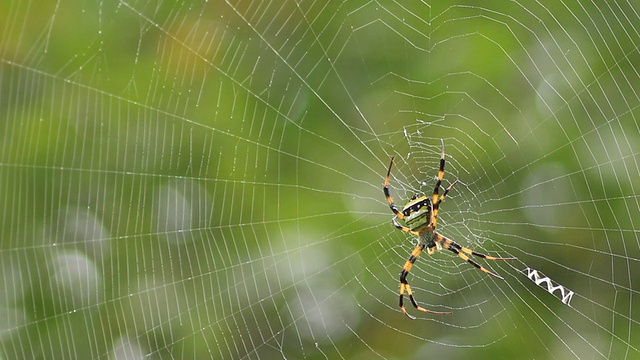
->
399 243 453 319
434 233 515 279
430 140 457 229
431 139 447 205
384 156 405 220
431 179 458 229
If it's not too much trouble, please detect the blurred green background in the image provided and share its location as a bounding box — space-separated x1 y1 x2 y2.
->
1 0 639 359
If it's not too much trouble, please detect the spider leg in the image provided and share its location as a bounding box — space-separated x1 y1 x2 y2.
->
431 179 458 229
399 243 453 319
430 140 458 230
437 179 458 204
434 233 515 279
392 217 420 235
384 156 406 220
431 139 446 207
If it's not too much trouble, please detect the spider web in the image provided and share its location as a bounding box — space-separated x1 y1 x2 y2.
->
1 0 639 358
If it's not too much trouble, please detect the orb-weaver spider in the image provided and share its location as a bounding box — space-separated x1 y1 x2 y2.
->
384 139 515 319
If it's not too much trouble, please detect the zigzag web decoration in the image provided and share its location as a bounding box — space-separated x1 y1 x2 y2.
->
523 267 575 306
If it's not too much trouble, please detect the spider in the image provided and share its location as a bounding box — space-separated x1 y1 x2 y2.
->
384 139 515 319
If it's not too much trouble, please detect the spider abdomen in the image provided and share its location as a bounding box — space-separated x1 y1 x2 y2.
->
402 195 432 232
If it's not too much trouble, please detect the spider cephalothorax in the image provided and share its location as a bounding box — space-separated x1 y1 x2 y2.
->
383 139 515 319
